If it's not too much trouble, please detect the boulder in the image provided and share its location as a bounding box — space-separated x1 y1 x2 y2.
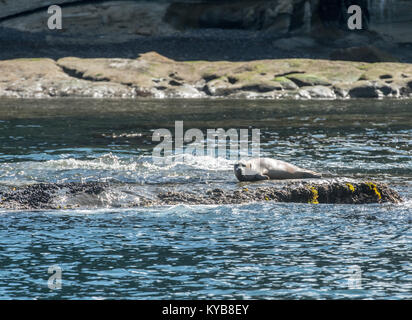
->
348 81 381 98
299 85 336 99
285 73 331 87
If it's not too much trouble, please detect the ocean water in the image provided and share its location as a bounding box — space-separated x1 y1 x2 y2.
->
0 98 410 299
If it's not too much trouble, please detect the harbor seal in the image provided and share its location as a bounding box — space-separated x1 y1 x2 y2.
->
234 158 322 182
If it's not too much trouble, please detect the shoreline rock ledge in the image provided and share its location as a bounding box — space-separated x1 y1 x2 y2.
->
0 180 403 210
1 52 412 99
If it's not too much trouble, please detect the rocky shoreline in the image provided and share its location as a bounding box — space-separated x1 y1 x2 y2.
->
0 180 403 210
1 51 412 99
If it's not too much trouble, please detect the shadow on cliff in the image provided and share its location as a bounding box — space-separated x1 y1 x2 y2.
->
2 26 411 63
0 0 411 63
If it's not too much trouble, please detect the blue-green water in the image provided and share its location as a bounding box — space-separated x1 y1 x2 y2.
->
0 99 411 299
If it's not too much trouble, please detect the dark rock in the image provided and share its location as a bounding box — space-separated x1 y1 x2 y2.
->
330 46 399 63
379 74 393 80
0 180 401 210
349 83 380 98
0 182 107 210
157 180 402 205
378 84 395 96
163 0 299 32
169 80 183 86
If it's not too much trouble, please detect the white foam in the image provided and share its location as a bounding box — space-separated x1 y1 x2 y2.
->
144 153 235 172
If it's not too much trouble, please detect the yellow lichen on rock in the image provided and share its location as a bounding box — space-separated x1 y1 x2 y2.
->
366 182 382 200
309 186 319 204
346 183 355 192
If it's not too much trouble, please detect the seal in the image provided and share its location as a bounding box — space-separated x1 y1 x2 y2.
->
234 158 322 182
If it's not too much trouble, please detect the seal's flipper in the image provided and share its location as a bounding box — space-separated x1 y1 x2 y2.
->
254 174 270 181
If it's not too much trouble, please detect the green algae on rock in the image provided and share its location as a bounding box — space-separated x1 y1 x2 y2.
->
1 52 412 99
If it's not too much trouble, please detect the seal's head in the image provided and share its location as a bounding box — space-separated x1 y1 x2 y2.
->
234 160 255 182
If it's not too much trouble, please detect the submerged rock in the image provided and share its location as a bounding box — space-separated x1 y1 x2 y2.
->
0 179 403 210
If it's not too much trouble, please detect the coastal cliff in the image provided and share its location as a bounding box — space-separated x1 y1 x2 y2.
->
0 1 411 99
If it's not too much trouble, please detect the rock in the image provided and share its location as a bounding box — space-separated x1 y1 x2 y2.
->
377 84 397 97
0 1 174 38
298 89 312 99
164 0 303 32
156 180 403 205
369 0 412 45
346 80 401 98
333 86 348 98
0 58 139 98
0 0 78 19
348 81 381 98
273 76 299 90
286 73 331 87
165 84 205 98
0 182 108 210
0 0 410 45
204 78 236 96
1 53 412 99
0 0 319 38
240 82 283 93
330 46 399 63
0 180 403 210
299 86 336 99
